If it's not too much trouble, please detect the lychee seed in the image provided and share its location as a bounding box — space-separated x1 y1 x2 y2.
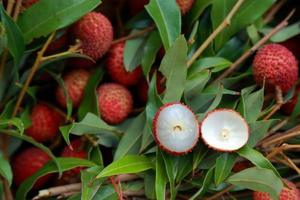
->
201 109 249 152
153 102 200 155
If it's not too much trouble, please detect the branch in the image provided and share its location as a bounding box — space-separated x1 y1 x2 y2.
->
6 0 15 15
12 0 22 20
187 0 245 68
33 183 81 200
263 0 288 24
262 129 300 148
212 10 295 84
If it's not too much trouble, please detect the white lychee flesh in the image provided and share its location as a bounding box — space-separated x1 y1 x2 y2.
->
201 109 249 151
153 103 199 154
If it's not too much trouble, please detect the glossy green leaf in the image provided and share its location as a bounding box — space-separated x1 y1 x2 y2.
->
92 185 118 200
81 166 104 200
214 153 237 185
114 112 146 160
227 167 283 200
16 158 96 200
0 155 12 186
190 167 214 200
262 22 300 42
145 0 181 50
77 68 104 120
156 150 167 200
160 35 187 103
144 171 156 199
17 0 102 42
60 113 119 147
0 4 24 65
0 118 24 135
185 0 213 28
141 30 162 76
96 155 154 178
189 57 232 74
124 30 149 71
238 145 280 177
248 120 276 147
185 70 211 101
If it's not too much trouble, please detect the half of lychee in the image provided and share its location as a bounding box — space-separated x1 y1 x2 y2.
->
152 102 200 155
200 109 249 152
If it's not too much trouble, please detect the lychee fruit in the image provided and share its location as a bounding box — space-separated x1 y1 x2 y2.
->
71 12 113 67
129 0 149 15
176 0 195 14
106 42 142 86
60 139 87 183
281 86 300 115
200 109 249 152
97 83 133 124
152 102 200 155
56 69 90 108
253 44 298 93
253 179 300 200
12 147 52 188
137 72 165 103
26 103 63 142
232 160 252 173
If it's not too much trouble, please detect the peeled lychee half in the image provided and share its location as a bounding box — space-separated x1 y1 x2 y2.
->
200 109 249 152
253 44 298 93
152 102 200 155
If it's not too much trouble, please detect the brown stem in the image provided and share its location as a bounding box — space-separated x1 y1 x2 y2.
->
267 117 289 135
263 86 283 120
12 0 22 20
262 130 300 148
0 177 13 200
6 0 15 15
112 25 155 45
212 10 295 84
204 185 235 200
280 153 300 175
57 191 80 199
263 0 288 24
187 0 245 68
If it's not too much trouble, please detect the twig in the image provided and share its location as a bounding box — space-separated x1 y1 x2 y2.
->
33 183 81 200
212 10 295 84
112 25 155 45
263 0 288 24
110 176 123 200
57 191 80 199
280 153 300 175
12 0 22 20
268 117 289 135
266 143 300 159
263 86 283 120
0 177 14 200
204 185 235 200
262 129 300 148
6 0 15 15
12 32 56 117
187 0 245 68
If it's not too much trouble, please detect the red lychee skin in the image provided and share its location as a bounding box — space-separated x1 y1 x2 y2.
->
176 0 195 14
253 44 298 93
137 72 165 103
97 83 133 124
22 0 39 9
71 12 113 67
281 86 300 115
232 160 252 173
200 108 250 152
56 69 90 108
106 42 142 86
253 179 300 200
60 139 87 183
129 0 149 15
12 147 52 188
152 102 200 156
46 34 68 54
26 104 63 142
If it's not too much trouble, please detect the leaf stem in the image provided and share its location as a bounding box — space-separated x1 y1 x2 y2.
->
12 0 22 20
187 0 245 68
212 10 294 84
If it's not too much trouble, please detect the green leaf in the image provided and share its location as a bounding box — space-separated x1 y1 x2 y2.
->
144 171 156 199
238 145 280 177
214 153 237 185
16 158 96 200
237 87 264 123
211 0 275 49
60 113 119 147
190 167 214 200
124 30 149 72
261 21 300 42
156 150 167 200
114 112 146 160
0 4 24 65
185 0 213 28
81 166 104 200
227 167 283 200
0 155 12 186
145 0 181 50
92 185 118 200
160 35 187 103
77 68 104 120
17 0 102 42
189 57 232 74
141 30 162 76
248 120 276 147
0 118 24 135
96 155 154 178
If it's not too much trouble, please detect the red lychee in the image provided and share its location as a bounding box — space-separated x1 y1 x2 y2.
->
129 0 149 15
281 86 300 115
106 42 142 86
60 139 87 183
97 83 133 124
176 0 194 14
56 69 90 108
253 44 298 93
12 147 52 188
26 103 63 142
253 179 300 200
71 12 113 67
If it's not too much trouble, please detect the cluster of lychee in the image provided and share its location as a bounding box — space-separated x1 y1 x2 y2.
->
11 0 196 191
